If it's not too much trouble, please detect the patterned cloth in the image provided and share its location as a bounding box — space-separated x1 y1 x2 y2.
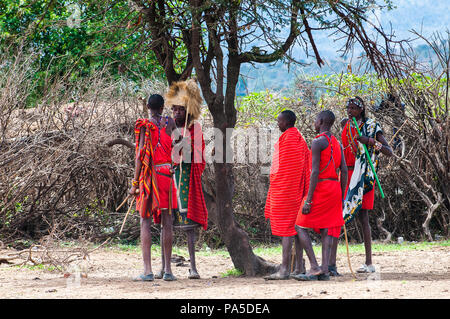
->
134 118 177 223
173 122 208 230
173 162 199 228
342 118 382 224
265 127 311 237
296 133 344 237
134 119 160 221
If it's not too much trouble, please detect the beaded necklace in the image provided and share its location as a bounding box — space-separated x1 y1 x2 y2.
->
344 119 363 157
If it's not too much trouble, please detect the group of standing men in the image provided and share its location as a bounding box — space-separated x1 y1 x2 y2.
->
127 76 393 282
265 97 393 281
129 79 208 281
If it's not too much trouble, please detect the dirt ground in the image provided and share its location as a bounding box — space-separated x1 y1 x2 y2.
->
1 245 449 299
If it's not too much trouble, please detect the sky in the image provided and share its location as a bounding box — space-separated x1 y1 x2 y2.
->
315 0 450 59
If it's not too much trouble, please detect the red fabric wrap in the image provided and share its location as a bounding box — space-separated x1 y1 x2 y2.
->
134 119 177 223
342 120 375 210
155 164 178 210
135 119 160 222
186 123 208 230
341 119 358 167
265 127 311 237
296 133 344 233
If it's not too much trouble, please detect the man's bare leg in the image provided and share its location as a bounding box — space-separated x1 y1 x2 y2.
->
296 227 321 276
280 236 293 276
161 210 175 279
265 236 293 280
292 235 305 275
357 209 373 266
140 217 153 275
186 228 200 278
320 228 331 275
328 235 341 276
155 231 165 279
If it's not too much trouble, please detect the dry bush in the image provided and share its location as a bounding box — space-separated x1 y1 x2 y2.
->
1 34 448 252
0 49 168 246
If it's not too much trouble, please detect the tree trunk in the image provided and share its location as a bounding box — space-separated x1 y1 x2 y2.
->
213 161 276 276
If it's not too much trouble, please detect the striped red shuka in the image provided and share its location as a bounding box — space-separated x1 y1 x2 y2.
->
265 127 311 237
134 119 161 222
186 122 208 230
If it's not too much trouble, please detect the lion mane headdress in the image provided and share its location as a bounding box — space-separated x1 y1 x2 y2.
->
164 78 203 128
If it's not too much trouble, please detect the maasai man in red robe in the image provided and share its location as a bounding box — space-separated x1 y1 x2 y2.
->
129 94 178 282
294 110 348 281
156 79 208 280
264 110 311 280
333 96 392 275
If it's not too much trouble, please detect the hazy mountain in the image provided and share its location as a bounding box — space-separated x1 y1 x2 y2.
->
238 0 449 93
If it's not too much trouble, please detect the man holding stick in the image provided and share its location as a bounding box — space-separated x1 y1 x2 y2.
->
156 79 208 280
129 94 178 281
335 96 393 274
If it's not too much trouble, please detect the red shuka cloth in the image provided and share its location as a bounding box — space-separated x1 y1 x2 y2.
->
134 119 177 223
265 127 311 237
296 133 344 234
176 122 208 230
341 120 374 210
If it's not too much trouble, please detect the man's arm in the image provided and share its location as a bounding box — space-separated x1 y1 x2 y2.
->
356 132 393 157
376 132 393 157
129 127 145 196
302 137 326 214
339 143 348 201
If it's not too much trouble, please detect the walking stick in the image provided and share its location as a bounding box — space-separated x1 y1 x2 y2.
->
343 223 356 279
116 194 131 211
352 117 385 199
177 107 190 198
119 197 135 235
169 164 173 216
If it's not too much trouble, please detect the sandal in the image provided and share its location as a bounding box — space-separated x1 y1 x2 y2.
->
289 270 306 278
318 273 330 281
163 273 177 281
357 264 376 273
188 269 200 279
292 273 319 281
264 272 290 280
133 273 154 282
328 265 342 277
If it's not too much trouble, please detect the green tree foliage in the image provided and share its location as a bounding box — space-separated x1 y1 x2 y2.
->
0 0 165 106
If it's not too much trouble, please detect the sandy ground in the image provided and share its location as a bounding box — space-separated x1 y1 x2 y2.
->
0 245 449 299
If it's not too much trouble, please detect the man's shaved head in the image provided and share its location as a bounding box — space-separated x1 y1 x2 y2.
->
280 110 296 127
318 110 335 127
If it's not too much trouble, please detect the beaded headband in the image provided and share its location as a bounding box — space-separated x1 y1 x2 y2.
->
346 97 364 109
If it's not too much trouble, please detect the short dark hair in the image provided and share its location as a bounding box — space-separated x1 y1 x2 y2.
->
280 110 296 127
318 110 335 127
147 94 164 111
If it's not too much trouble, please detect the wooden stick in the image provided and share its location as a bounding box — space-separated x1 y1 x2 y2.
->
116 194 131 211
119 197 135 235
389 118 408 144
343 223 356 279
168 167 173 216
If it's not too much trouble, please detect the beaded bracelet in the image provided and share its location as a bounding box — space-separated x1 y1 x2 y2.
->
374 141 383 151
131 179 139 187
